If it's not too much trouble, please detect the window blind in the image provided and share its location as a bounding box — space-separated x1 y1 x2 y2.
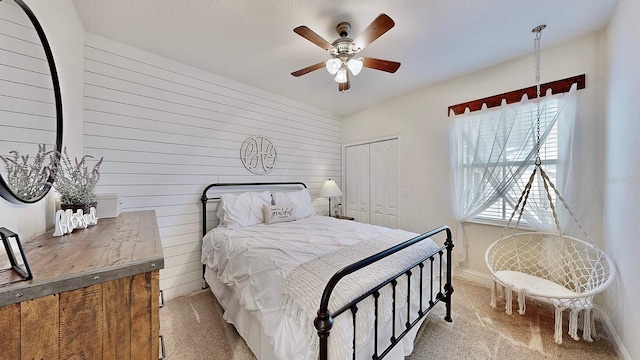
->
461 99 559 223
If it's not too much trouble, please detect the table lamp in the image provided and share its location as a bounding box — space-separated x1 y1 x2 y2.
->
319 179 343 217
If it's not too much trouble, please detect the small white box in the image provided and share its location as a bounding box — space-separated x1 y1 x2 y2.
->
95 193 122 218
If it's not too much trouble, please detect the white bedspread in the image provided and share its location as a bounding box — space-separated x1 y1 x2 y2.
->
201 215 441 360
282 230 438 360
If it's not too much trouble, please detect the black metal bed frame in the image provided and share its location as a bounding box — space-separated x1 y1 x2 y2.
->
200 182 453 360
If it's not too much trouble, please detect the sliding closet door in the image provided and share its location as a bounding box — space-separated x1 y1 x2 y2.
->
345 144 370 223
345 138 399 227
370 139 399 228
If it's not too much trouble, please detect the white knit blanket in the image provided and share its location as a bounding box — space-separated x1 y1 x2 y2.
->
281 230 440 360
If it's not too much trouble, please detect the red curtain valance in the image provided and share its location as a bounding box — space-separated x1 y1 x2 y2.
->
448 74 585 116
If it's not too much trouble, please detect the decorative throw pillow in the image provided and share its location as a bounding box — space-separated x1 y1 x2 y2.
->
216 191 271 228
272 189 316 219
263 204 297 224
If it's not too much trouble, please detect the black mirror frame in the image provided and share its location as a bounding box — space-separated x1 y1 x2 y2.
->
0 0 63 204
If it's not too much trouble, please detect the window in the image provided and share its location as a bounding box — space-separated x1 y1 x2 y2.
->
454 97 561 225
450 78 579 263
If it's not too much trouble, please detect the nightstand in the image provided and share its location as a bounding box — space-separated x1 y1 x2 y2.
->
334 215 355 221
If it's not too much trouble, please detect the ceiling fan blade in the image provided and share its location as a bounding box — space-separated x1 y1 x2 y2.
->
294 26 333 51
353 14 395 50
339 72 350 92
362 57 401 73
291 62 326 77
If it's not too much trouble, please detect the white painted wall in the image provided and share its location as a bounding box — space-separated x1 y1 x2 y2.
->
83 33 342 299
0 0 84 240
604 0 640 358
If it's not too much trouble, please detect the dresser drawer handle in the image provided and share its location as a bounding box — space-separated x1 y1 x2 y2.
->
159 334 166 360
159 289 165 309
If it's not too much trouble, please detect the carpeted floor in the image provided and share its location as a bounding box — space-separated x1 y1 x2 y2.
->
159 278 618 359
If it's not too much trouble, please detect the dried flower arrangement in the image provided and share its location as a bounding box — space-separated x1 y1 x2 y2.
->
53 147 103 209
0 144 56 200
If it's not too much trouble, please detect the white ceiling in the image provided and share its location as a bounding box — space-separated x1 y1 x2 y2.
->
71 0 618 116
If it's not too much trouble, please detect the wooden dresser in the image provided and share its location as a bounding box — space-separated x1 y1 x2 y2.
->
0 210 164 360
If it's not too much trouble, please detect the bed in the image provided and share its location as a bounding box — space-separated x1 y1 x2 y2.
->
200 182 453 360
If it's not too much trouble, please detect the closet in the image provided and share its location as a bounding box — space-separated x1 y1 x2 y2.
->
344 138 399 228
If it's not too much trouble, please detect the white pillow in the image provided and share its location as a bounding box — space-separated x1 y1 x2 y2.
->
263 204 297 224
216 191 271 228
272 189 315 219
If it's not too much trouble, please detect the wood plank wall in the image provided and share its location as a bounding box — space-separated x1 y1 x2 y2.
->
83 33 343 299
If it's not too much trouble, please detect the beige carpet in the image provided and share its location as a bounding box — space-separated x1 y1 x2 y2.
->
159 278 618 359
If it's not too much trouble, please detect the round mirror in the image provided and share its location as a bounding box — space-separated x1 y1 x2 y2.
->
0 0 62 204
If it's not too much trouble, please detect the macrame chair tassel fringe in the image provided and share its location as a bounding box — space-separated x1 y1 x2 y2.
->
505 286 513 315
554 307 565 344
583 308 595 342
490 280 497 308
517 288 527 315
569 309 580 341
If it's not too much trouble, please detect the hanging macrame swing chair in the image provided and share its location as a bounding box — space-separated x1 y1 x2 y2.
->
484 25 615 345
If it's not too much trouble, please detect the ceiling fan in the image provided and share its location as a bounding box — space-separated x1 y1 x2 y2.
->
291 13 401 92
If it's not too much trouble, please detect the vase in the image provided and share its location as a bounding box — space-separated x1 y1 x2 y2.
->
61 202 97 215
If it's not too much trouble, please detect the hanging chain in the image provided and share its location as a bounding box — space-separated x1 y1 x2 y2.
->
533 25 545 165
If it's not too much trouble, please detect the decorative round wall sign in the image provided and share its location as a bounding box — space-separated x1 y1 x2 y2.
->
240 135 278 174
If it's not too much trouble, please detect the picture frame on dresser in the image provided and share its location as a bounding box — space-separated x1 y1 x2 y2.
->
0 227 33 284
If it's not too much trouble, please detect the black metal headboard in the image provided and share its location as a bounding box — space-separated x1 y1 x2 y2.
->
200 182 307 238
200 182 307 288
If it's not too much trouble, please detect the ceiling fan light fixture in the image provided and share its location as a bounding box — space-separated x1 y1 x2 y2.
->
347 58 363 76
292 14 400 91
334 68 348 83
326 58 342 75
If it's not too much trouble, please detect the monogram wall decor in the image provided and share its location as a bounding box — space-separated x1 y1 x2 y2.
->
240 135 278 174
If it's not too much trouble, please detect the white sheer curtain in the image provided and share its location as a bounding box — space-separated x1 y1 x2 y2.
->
451 86 577 263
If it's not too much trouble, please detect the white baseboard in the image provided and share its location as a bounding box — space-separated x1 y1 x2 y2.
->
452 267 631 360
453 267 493 287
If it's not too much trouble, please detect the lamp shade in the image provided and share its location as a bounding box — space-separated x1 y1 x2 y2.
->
326 58 341 75
334 68 348 83
319 179 343 198
347 58 363 75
